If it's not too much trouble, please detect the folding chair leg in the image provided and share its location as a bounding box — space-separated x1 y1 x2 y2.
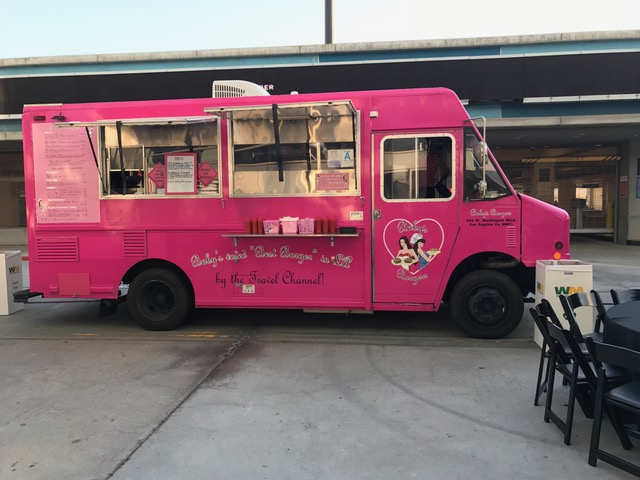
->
590 375 635 469
589 377 604 466
544 349 584 445
535 348 549 406
574 385 594 419
565 389 576 445
604 403 633 450
564 369 579 445
591 402 640 476
543 352 556 424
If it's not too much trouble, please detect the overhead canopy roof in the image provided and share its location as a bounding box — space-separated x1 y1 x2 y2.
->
204 101 356 121
53 116 216 127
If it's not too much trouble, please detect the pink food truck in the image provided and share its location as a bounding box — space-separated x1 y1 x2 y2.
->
17 81 570 338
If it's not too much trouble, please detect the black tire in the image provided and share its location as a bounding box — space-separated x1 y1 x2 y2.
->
127 268 193 331
449 270 524 339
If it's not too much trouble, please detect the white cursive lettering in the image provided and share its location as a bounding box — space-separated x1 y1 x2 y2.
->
191 253 217 268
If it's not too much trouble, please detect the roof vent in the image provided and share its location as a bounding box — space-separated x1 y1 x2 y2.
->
212 80 271 98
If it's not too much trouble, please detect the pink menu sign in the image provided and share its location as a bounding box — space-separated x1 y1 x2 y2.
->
33 124 100 223
316 172 350 191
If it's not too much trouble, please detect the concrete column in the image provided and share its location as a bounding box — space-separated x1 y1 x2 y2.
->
619 138 640 244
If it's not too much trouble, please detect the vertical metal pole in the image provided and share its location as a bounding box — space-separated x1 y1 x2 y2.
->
116 121 126 195
325 0 333 44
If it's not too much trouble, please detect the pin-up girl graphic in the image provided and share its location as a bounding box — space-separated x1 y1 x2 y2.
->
392 236 418 270
411 234 441 272
383 218 445 282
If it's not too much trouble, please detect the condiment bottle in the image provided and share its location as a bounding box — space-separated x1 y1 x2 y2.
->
322 218 329 234
245 219 252 234
329 217 337 234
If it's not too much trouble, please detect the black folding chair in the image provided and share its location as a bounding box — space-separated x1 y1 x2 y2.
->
541 297 591 358
538 298 562 327
544 319 595 444
589 289 609 342
610 288 640 305
531 307 554 407
545 321 630 445
532 301 591 407
586 338 640 476
559 292 599 343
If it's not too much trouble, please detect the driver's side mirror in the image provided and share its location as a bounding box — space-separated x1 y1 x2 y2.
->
476 142 488 197
479 141 487 164
476 179 487 197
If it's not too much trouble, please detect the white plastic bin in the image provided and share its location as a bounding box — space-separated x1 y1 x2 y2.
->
0 250 24 315
534 260 593 347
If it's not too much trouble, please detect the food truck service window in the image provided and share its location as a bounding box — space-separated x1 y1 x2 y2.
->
63 118 220 197
382 135 454 201
223 102 359 196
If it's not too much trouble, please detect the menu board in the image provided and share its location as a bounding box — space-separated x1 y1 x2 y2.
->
33 124 100 224
165 153 197 195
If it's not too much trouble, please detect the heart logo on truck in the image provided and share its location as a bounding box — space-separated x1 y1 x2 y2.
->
383 218 445 274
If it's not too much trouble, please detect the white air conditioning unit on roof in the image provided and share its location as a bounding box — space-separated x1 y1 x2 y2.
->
212 80 271 98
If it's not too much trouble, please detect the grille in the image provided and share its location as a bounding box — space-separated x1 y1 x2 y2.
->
36 237 79 262
506 226 517 248
123 231 147 257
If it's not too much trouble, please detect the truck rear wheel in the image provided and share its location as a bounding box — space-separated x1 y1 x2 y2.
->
127 268 193 331
449 270 523 339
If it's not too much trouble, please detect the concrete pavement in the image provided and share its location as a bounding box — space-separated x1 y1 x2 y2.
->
0 235 638 479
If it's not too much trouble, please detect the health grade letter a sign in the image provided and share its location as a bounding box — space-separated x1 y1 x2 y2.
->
165 153 197 195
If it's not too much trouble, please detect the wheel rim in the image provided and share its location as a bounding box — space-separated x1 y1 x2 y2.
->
467 286 507 327
137 280 176 322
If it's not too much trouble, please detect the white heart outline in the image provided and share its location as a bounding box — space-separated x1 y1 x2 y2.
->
382 218 445 272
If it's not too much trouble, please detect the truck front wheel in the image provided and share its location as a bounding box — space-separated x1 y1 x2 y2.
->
450 270 523 339
127 268 193 331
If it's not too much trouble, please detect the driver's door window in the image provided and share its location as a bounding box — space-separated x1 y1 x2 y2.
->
382 135 453 201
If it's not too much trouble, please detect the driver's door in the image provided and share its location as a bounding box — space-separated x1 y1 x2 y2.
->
372 131 460 305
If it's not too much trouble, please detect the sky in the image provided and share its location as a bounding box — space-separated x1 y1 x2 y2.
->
1 0 640 59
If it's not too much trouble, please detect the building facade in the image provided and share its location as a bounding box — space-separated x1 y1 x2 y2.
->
1 30 640 244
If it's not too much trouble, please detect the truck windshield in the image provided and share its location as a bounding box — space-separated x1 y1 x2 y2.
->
463 127 511 201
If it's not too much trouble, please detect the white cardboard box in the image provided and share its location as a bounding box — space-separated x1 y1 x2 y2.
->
534 259 593 347
0 250 24 315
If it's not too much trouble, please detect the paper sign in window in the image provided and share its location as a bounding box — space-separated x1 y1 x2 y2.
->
316 172 350 191
165 153 197 195
328 149 354 168
197 162 217 187
148 163 166 188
